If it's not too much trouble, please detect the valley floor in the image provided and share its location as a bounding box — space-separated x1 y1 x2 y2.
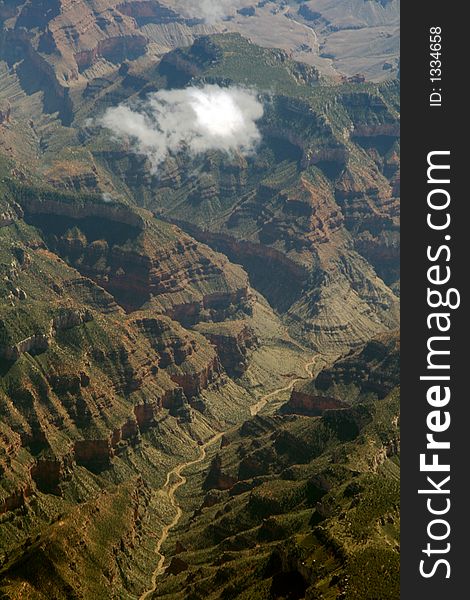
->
140 354 318 599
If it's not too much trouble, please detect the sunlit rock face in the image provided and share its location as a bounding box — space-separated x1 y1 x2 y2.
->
0 2 399 597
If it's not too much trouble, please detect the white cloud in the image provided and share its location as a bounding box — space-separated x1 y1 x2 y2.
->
100 85 264 170
171 0 247 24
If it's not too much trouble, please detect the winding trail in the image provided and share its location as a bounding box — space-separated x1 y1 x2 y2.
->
139 355 317 600
138 432 224 600
249 355 317 417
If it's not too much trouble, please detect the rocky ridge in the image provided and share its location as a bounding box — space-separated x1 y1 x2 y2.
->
148 332 400 600
0 15 400 598
0 171 310 597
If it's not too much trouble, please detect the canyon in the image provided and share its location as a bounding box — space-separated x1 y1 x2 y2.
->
0 7 399 599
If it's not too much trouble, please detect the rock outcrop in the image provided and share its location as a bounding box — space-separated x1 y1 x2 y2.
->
0 486 32 515
286 331 400 415
314 331 400 399
0 103 11 125
195 321 258 377
17 189 252 321
0 16 400 599
15 186 146 230
30 458 64 495
0 308 94 361
0 333 50 361
0 200 23 228
134 315 221 400
74 439 113 472
283 391 350 416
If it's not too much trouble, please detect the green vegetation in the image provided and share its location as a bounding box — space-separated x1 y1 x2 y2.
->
0 24 399 600
145 333 400 599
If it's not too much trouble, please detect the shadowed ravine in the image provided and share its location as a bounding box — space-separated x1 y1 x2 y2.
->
139 355 317 600
139 432 225 600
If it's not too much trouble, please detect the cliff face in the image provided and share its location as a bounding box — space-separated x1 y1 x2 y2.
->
0 0 220 130
74 35 148 72
195 321 258 378
0 103 11 125
16 187 146 229
17 189 252 322
285 331 400 416
166 225 310 314
30 458 65 495
314 331 400 399
4 0 148 80
284 391 350 416
132 314 222 401
148 336 400 600
80 36 399 352
0 186 207 521
0 16 400 597
0 28 75 124
0 308 94 361
0 170 312 598
0 198 23 228
0 28 399 353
